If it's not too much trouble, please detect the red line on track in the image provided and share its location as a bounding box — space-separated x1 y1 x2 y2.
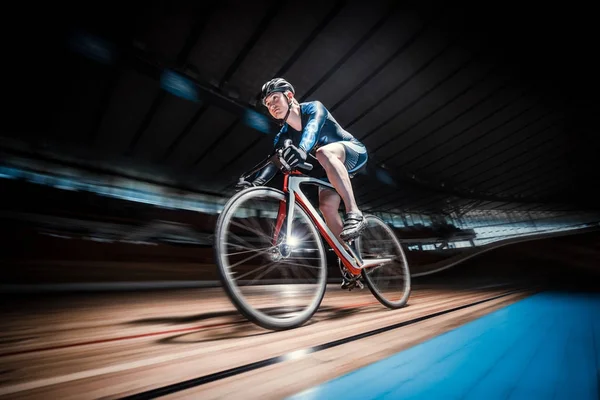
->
0 300 381 358
0 321 232 358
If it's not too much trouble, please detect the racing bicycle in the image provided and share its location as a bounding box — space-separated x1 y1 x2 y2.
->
214 141 411 330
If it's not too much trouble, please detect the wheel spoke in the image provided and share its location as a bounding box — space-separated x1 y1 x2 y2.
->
224 244 276 257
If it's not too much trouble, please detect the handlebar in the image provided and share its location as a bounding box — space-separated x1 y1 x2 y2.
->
237 140 313 183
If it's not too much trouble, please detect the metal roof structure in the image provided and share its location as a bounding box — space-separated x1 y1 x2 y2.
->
4 1 599 215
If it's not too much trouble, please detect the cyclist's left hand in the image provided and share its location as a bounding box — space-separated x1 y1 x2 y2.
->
282 144 307 168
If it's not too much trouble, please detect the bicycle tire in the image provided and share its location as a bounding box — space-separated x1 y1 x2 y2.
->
358 214 411 309
214 186 328 330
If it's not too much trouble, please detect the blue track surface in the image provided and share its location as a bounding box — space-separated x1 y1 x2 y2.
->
287 292 600 399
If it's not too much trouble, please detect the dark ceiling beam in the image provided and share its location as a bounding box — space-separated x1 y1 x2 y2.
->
405 193 482 214
345 38 461 130
214 134 266 179
125 91 166 156
122 34 269 123
488 163 568 197
361 189 417 210
442 115 563 184
364 62 497 149
328 17 430 112
379 76 517 170
123 3 219 157
191 119 240 167
278 0 347 79
299 1 397 101
356 184 397 204
474 142 572 191
490 164 572 200
450 124 562 185
88 66 126 145
379 197 453 214
416 102 549 174
356 164 559 211
491 164 567 198
219 0 281 88
377 192 449 213
386 80 531 167
520 176 572 199
176 2 220 67
164 1 278 167
87 9 149 145
159 104 210 162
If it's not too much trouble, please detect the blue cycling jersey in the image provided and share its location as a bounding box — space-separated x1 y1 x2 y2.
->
273 101 364 154
250 101 367 186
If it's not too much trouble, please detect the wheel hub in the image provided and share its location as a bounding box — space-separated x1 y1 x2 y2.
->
269 247 283 261
279 243 292 258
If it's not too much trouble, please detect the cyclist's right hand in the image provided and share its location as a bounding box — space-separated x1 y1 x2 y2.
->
235 179 255 191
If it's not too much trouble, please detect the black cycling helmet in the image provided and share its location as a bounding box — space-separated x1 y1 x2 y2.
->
260 78 296 126
260 78 295 106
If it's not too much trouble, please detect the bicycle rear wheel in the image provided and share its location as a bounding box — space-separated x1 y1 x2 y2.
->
358 215 411 309
214 187 327 330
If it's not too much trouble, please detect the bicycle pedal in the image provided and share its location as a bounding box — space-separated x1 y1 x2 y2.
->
341 279 364 291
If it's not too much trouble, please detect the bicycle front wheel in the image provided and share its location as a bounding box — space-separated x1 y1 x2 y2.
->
358 215 411 309
214 187 328 330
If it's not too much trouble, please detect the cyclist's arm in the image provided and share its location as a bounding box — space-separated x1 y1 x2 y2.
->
298 101 327 153
252 162 278 186
250 127 294 186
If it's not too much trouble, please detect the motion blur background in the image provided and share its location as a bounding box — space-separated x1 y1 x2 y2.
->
2 0 599 290
1 1 600 398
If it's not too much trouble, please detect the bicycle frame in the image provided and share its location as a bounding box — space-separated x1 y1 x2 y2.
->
278 172 393 276
237 147 392 276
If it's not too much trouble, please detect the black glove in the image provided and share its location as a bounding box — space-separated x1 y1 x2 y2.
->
235 179 255 192
235 176 270 192
282 144 307 168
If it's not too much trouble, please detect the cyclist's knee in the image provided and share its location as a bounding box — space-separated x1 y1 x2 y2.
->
316 144 345 164
315 147 332 164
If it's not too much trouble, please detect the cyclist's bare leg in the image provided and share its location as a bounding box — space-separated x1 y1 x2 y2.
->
319 188 343 240
319 187 358 289
315 143 359 214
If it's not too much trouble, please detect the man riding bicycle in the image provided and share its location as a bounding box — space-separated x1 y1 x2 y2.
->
237 77 368 242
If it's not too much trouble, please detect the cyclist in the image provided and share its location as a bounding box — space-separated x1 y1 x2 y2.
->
237 77 368 242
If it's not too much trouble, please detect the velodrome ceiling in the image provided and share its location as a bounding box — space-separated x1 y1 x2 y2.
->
3 1 599 215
